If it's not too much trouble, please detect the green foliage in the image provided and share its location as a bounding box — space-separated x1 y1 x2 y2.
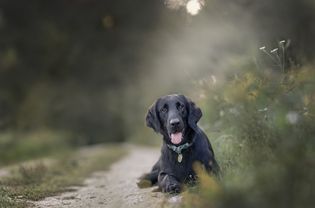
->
185 62 315 207
0 130 71 166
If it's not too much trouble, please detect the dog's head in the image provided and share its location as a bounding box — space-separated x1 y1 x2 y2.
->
146 94 202 145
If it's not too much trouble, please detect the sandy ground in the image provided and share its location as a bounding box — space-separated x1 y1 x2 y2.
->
31 146 181 208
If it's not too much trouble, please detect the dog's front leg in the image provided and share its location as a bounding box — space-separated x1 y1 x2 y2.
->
158 171 181 193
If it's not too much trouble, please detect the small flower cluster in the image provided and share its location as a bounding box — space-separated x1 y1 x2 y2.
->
259 40 290 73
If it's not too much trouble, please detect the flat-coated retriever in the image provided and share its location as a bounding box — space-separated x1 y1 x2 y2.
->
139 94 219 193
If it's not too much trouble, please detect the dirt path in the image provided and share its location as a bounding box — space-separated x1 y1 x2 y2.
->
32 146 181 208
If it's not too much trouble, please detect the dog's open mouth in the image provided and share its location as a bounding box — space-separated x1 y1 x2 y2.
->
170 130 184 144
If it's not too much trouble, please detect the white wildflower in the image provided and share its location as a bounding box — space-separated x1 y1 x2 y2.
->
258 107 268 112
286 111 299 124
211 75 217 85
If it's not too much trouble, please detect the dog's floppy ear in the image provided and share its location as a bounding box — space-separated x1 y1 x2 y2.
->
145 99 161 133
188 99 202 129
183 96 202 131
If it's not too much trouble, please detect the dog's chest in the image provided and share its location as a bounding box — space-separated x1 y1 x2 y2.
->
169 151 197 180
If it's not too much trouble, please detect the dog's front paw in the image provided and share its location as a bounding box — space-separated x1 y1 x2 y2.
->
163 183 181 193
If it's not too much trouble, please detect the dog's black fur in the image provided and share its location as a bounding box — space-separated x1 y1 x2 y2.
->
141 94 219 193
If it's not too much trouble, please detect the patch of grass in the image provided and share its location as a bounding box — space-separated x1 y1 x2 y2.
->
0 144 127 207
0 130 72 166
0 187 27 208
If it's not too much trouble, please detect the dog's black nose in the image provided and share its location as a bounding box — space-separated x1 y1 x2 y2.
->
170 118 180 127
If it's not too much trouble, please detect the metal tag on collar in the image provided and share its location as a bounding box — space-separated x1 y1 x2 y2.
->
177 153 183 163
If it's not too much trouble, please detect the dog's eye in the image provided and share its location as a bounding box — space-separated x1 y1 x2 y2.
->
160 107 168 113
178 104 185 111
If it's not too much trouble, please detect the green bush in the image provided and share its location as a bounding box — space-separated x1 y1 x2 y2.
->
185 59 315 207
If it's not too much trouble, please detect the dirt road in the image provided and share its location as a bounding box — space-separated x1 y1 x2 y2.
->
32 146 181 208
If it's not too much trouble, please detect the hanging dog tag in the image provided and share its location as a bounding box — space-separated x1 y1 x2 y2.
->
177 154 183 163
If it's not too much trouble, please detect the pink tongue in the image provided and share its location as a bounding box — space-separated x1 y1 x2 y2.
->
170 132 182 144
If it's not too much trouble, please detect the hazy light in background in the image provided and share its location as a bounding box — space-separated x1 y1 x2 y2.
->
102 15 114 29
165 0 204 16
186 0 203 16
165 0 186 10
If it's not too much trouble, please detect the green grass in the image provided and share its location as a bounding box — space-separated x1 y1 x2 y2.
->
0 130 73 167
0 187 27 208
0 144 127 208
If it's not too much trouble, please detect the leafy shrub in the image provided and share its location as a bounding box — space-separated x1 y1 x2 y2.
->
186 46 315 208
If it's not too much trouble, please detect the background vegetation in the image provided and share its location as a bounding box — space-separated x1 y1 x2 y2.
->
184 47 315 208
0 0 314 207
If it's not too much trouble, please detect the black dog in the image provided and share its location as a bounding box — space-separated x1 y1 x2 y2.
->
141 94 219 193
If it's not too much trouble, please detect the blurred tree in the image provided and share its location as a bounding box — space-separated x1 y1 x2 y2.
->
0 0 162 144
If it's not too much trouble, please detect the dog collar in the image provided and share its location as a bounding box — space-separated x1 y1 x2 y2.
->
167 142 192 154
167 142 193 163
